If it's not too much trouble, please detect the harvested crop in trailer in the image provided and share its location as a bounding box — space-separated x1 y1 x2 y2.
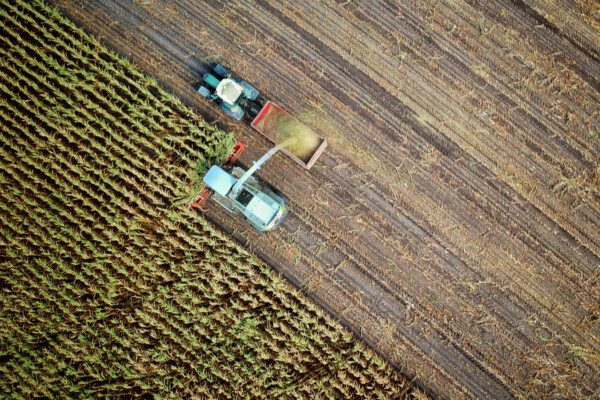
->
253 103 322 162
274 115 322 161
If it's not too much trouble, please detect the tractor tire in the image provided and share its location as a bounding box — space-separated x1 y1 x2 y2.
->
247 101 263 119
213 63 229 78
197 85 212 98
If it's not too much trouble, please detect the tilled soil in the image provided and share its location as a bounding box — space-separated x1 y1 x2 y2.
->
51 1 599 398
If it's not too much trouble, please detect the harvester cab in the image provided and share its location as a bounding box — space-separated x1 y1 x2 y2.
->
206 165 286 231
192 141 287 232
193 62 328 232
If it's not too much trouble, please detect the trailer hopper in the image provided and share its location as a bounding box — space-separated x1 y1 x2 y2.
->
251 101 327 169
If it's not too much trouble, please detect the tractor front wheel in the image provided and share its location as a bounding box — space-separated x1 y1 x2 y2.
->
197 85 212 98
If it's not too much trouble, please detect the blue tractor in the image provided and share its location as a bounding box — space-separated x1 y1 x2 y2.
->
196 63 264 121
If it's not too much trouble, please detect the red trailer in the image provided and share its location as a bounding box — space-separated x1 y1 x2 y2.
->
251 101 327 170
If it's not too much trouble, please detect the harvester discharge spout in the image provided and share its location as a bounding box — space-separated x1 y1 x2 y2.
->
230 138 298 197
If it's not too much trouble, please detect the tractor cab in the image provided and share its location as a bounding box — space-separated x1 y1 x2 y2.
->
197 63 263 120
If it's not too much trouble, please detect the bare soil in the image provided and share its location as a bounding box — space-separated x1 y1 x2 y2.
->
52 0 600 398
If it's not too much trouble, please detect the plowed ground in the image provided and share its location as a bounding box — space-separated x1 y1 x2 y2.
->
52 0 600 398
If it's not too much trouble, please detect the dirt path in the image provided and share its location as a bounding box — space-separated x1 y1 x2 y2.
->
52 1 599 398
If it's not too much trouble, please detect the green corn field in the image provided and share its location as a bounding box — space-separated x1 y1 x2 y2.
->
0 0 418 398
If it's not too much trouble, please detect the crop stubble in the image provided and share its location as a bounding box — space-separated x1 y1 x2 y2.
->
43 0 600 398
0 0 421 398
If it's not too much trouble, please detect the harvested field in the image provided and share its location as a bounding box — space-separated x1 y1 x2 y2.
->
0 1 420 398
50 0 600 398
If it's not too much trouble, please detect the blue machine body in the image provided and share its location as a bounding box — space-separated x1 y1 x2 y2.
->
196 63 262 121
202 165 287 232
203 166 237 197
